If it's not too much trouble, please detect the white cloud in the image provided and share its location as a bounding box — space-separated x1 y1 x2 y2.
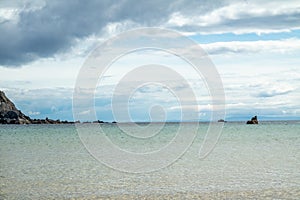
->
203 38 300 55
254 83 294 98
78 110 91 115
169 104 212 112
0 8 19 23
166 1 300 34
28 111 40 115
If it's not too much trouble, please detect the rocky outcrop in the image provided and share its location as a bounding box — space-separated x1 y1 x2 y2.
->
0 91 31 124
246 115 258 124
0 91 74 124
30 118 74 124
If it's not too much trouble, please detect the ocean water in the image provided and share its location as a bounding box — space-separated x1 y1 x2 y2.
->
0 122 299 199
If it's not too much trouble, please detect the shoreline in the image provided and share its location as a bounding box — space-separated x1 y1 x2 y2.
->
49 187 299 199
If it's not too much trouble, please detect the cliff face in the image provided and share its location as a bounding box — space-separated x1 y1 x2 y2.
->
0 91 75 124
0 91 31 124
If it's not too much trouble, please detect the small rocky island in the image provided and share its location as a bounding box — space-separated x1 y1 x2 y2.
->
0 91 73 124
246 115 259 124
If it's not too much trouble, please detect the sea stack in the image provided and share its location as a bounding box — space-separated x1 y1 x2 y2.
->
0 91 31 124
246 115 258 124
218 119 227 123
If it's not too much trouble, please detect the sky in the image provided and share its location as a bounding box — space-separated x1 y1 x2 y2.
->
0 0 299 122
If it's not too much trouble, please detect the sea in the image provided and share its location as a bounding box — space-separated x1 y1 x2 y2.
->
1 121 299 199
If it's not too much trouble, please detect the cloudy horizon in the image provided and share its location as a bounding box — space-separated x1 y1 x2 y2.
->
0 0 299 122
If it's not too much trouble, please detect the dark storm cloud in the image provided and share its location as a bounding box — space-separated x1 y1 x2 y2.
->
0 0 117 66
0 0 299 67
0 0 224 67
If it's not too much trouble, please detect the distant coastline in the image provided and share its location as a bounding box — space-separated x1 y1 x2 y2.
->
1 90 298 125
0 90 119 124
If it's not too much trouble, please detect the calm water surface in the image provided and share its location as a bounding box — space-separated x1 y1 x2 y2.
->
0 122 299 199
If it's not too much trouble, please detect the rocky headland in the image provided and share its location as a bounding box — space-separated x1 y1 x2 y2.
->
0 91 73 124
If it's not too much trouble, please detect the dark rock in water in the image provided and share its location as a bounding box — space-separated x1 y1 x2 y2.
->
92 120 105 124
246 115 258 124
218 119 227 123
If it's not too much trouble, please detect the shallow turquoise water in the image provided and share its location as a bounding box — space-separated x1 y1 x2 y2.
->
0 122 299 199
